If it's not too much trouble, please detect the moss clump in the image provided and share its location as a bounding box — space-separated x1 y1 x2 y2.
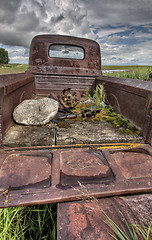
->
70 102 140 135
55 105 140 135
56 120 71 128
91 106 140 135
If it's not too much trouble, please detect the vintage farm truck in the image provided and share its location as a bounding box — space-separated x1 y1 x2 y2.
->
0 35 152 239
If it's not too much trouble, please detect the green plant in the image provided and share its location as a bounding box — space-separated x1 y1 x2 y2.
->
93 84 105 107
0 204 57 240
104 211 152 240
134 222 152 240
77 183 152 240
86 84 105 108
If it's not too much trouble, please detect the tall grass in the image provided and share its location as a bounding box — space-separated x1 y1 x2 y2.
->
0 204 57 240
86 84 105 108
104 211 152 240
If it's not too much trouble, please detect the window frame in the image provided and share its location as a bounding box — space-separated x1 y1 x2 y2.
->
48 44 85 60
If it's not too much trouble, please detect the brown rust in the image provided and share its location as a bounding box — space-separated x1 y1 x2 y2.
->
28 35 101 76
0 73 34 148
0 34 151 218
0 145 151 208
57 194 152 240
0 151 51 190
60 149 113 186
57 88 79 108
97 76 152 145
28 35 101 97
112 149 152 179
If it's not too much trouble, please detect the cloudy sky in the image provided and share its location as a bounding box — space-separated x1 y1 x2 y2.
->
0 0 152 65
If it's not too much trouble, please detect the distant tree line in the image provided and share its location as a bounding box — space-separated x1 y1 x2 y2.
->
0 48 10 64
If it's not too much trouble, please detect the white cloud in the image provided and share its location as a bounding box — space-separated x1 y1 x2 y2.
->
79 0 152 26
0 0 152 65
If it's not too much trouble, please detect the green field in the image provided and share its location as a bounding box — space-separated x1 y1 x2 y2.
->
0 64 151 81
102 65 152 80
0 64 28 74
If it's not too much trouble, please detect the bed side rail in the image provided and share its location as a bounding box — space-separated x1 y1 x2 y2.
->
97 76 152 145
0 72 35 148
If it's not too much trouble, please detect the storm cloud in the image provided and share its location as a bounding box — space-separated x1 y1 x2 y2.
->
0 0 152 65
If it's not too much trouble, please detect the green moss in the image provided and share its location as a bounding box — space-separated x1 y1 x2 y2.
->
56 104 140 135
85 106 140 135
56 120 71 128
55 84 141 135
101 107 140 135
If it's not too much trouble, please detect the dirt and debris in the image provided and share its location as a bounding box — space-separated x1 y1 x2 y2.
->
4 117 143 148
4 87 144 147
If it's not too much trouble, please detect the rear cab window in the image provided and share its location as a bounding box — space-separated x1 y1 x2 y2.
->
49 44 85 60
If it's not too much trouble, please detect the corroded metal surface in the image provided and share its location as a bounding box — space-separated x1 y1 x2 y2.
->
0 34 151 228
0 151 51 190
58 194 152 239
60 149 114 186
34 70 96 97
0 73 34 148
28 35 101 76
28 35 100 97
0 145 151 208
58 88 79 109
112 149 152 178
97 76 152 145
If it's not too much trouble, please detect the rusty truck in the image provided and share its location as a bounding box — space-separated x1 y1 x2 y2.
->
0 35 152 239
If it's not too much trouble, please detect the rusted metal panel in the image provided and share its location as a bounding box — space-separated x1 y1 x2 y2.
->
28 35 101 76
35 75 96 98
0 151 51 190
97 76 152 144
0 73 34 147
0 73 34 94
0 116 3 147
60 149 114 186
0 88 4 148
57 194 152 239
0 144 151 208
143 106 152 145
28 35 100 97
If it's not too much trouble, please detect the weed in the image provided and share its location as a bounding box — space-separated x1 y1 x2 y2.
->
0 204 57 240
76 182 152 240
86 84 105 108
104 211 152 240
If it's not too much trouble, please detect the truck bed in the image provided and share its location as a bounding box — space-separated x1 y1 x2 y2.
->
4 119 143 148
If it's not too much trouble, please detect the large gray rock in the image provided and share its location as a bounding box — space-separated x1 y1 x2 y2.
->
13 98 58 125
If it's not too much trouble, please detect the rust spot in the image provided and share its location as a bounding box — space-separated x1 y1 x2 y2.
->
112 150 152 179
68 203 88 239
61 150 110 178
